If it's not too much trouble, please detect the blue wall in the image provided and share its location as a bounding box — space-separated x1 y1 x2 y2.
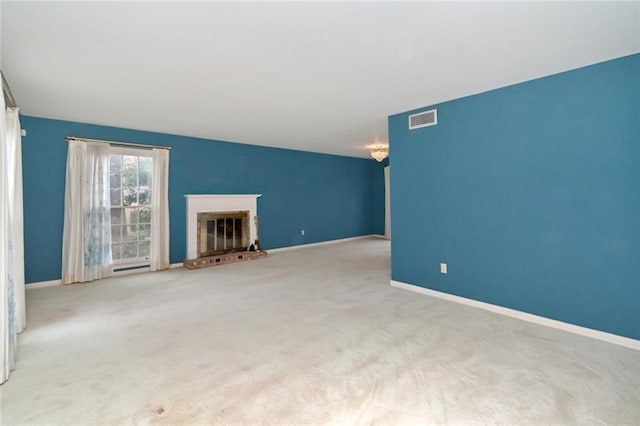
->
21 117 385 283
389 53 640 340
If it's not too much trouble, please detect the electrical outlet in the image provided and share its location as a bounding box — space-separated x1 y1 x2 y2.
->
301 229 305 236
440 263 447 274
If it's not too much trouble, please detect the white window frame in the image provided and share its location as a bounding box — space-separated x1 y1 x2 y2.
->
109 146 153 268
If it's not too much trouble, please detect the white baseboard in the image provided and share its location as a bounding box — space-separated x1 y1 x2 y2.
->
26 279 61 289
268 234 385 253
27 263 183 288
24 238 380 287
26 238 379 285
390 280 640 351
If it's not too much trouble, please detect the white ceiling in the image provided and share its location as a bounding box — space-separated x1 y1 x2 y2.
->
2 1 639 158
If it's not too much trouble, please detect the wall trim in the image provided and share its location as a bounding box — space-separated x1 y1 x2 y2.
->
26 279 61 289
390 280 640 351
268 234 385 253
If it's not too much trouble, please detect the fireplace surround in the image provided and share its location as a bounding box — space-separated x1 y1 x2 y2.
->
185 194 261 261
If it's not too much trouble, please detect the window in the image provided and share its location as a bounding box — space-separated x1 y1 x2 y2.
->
109 147 153 266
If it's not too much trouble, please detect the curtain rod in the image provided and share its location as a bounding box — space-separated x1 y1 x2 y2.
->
66 136 171 150
1 70 17 108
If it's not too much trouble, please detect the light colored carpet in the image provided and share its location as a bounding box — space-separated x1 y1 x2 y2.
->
2 237 639 425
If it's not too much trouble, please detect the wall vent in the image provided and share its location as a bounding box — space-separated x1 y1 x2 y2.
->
409 109 437 130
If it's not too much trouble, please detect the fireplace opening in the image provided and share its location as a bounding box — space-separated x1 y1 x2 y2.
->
197 211 249 257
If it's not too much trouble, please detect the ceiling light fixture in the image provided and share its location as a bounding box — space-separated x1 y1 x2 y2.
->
370 146 388 162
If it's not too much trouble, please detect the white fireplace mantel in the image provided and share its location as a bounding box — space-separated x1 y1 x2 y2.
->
185 194 261 260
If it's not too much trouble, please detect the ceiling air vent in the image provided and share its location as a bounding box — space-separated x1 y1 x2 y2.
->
408 109 437 130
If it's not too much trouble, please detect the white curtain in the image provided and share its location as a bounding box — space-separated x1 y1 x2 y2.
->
61 141 113 284
0 90 11 383
150 148 169 271
6 108 25 333
1 101 26 383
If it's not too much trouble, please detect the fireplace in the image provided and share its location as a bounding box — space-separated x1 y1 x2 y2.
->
185 194 261 261
197 211 249 257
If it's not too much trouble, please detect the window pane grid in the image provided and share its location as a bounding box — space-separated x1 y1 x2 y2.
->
110 152 152 265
